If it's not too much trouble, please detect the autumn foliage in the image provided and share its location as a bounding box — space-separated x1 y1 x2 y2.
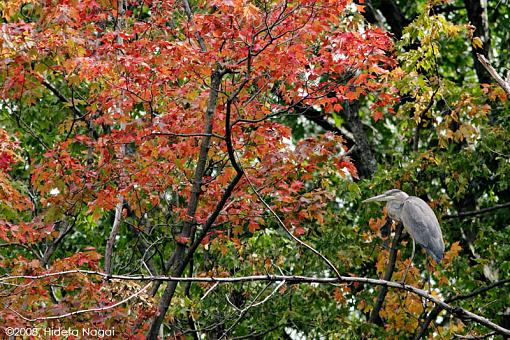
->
1 0 508 338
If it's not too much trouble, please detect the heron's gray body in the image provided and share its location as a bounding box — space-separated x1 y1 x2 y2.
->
363 189 445 263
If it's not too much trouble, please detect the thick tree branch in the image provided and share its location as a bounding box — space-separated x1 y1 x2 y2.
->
293 100 377 179
477 54 510 97
342 100 378 178
147 52 250 337
4 270 510 337
293 103 355 146
370 0 408 39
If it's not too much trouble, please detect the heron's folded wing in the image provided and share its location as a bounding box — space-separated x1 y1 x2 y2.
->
401 197 444 262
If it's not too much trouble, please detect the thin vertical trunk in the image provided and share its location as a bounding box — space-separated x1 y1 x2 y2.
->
146 68 223 339
104 0 126 275
369 223 404 324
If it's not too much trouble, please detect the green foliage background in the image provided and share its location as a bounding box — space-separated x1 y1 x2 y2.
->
0 0 508 338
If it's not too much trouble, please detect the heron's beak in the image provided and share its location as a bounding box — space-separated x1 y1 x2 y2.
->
362 193 390 203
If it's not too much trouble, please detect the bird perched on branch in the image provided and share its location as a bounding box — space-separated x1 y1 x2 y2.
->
363 189 445 266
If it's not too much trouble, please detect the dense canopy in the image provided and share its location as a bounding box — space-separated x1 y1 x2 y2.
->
0 0 509 338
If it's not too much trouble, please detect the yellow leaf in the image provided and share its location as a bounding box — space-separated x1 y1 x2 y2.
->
472 37 483 49
407 297 423 314
450 241 461 255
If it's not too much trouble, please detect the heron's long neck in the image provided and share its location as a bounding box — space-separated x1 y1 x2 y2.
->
386 200 404 222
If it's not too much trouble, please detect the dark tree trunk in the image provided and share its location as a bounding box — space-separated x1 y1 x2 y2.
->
343 101 378 179
464 0 492 83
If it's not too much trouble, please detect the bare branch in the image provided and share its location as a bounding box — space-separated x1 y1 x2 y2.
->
453 331 496 339
242 168 342 279
201 282 219 301
219 282 274 339
104 198 124 275
477 54 510 96
147 132 225 140
3 270 510 336
9 281 151 322
414 278 510 339
443 202 510 219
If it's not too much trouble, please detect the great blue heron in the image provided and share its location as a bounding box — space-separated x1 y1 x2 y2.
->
363 189 445 278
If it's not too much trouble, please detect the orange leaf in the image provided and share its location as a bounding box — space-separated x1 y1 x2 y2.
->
372 110 384 122
175 235 191 245
294 226 306 236
248 220 260 233
333 287 346 303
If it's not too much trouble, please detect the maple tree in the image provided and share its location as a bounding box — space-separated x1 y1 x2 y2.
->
1 0 509 338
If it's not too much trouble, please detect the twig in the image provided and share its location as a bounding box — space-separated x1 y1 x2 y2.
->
182 0 207 52
453 331 496 339
449 278 510 303
9 281 151 322
219 282 275 339
242 169 342 279
201 282 219 301
232 324 281 339
251 280 286 308
443 202 510 219
147 132 225 140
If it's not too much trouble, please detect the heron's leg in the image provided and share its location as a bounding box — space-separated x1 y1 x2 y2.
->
402 238 415 284
426 256 431 293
